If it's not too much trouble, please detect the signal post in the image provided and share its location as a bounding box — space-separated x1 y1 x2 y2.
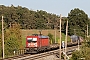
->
59 14 62 60
2 16 4 59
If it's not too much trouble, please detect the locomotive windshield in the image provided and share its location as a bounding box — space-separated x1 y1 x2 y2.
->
27 38 32 43
27 38 37 43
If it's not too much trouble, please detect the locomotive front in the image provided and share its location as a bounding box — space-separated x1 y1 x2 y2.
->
26 36 38 48
25 36 39 53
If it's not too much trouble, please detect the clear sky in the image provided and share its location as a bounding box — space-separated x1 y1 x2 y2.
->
0 0 90 17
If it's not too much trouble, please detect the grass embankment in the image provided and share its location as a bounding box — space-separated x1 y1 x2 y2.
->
21 29 71 46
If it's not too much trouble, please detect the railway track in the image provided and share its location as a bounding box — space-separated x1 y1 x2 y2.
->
3 45 78 60
3 54 31 60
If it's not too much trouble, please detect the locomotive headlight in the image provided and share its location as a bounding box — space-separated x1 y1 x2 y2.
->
28 43 30 46
34 44 36 46
34 43 37 47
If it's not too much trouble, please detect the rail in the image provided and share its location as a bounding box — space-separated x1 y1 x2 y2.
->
3 45 78 60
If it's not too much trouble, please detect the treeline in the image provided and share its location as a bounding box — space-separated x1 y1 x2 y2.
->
0 5 60 29
0 5 89 36
0 5 90 36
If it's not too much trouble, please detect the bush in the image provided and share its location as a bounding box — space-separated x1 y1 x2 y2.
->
48 33 54 44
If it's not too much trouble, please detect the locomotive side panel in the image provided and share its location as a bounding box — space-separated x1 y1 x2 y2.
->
40 38 49 47
38 36 49 47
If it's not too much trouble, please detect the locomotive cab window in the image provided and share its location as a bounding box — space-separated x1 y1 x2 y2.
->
27 40 32 43
27 38 37 43
27 38 33 43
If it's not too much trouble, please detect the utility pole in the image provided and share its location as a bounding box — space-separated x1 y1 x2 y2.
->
59 14 62 60
55 29 56 43
87 24 88 37
65 20 68 60
2 16 4 59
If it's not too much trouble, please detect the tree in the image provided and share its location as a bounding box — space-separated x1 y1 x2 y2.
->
48 33 54 44
88 18 90 35
4 23 23 57
68 8 89 37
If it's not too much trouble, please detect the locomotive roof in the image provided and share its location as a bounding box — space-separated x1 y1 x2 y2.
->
38 35 49 38
31 34 49 38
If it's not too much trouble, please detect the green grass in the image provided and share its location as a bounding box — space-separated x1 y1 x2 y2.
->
55 33 71 43
22 36 26 47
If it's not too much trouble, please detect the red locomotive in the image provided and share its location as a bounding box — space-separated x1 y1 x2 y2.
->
25 34 50 53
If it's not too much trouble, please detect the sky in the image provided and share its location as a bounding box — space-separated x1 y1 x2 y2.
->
0 0 90 17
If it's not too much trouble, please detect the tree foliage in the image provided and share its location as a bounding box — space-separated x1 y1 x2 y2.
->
0 5 59 29
48 33 54 44
4 23 23 57
68 8 89 37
